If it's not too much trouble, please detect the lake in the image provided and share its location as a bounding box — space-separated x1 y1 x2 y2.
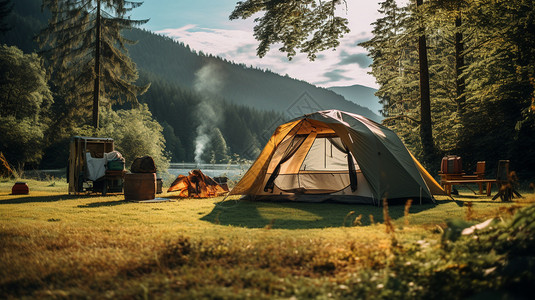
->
168 163 251 181
28 163 251 182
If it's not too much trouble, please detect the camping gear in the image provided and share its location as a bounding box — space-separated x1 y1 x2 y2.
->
168 169 228 198
68 136 126 195
124 172 157 201
11 182 29 195
441 155 463 174
131 156 156 173
228 110 445 204
107 160 125 171
106 151 126 171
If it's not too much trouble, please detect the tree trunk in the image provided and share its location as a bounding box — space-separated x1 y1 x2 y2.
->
416 0 434 160
455 14 465 113
92 0 101 129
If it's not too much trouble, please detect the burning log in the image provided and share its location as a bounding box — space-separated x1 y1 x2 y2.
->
168 169 227 198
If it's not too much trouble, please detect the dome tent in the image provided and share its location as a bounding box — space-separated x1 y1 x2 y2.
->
229 110 444 205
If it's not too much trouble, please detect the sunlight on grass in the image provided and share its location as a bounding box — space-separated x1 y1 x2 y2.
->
1 177 533 298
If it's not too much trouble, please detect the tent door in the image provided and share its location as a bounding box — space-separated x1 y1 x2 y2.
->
270 134 360 194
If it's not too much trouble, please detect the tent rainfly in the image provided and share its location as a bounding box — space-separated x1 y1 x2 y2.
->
228 110 444 205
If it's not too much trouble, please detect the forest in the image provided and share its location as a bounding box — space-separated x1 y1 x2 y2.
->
360 0 535 177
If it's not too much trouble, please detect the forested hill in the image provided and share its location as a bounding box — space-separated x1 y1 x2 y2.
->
327 85 382 116
0 0 283 163
0 0 381 164
1 0 382 122
123 29 381 122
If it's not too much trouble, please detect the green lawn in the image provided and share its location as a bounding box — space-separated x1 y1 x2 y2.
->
1 178 533 299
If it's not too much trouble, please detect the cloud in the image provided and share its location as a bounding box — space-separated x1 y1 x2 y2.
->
337 52 372 68
156 26 255 55
323 69 353 82
156 24 379 89
232 43 256 55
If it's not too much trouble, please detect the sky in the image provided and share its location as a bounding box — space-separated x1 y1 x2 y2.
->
130 1 393 89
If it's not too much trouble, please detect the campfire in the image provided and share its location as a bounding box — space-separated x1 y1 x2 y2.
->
167 169 228 198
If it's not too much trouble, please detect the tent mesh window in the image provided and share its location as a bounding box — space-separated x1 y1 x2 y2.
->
273 135 359 194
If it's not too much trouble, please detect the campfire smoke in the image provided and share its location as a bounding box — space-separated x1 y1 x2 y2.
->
193 63 224 164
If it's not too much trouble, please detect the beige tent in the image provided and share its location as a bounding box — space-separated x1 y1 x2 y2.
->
229 110 444 205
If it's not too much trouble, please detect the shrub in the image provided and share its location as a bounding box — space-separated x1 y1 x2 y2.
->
0 45 52 167
77 104 170 173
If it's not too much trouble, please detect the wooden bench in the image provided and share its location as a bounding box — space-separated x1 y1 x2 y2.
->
441 179 497 196
440 161 488 195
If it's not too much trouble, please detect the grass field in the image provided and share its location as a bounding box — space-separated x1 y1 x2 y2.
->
1 178 534 299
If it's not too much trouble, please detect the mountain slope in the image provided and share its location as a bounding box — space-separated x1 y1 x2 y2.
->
1 0 381 122
1 0 382 164
124 29 382 122
327 85 383 117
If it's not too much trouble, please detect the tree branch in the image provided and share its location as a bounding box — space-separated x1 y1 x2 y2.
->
382 115 421 125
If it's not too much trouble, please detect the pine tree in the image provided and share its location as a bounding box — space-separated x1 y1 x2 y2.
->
360 0 424 155
362 0 470 161
415 0 434 160
360 0 409 118
420 0 470 154
38 0 150 128
460 0 535 172
0 0 13 34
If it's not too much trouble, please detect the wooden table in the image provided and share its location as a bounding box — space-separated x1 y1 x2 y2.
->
441 179 497 196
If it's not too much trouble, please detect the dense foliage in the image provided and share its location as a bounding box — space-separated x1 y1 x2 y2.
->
38 0 149 128
230 0 350 60
324 204 535 299
0 0 13 34
97 104 170 173
0 45 52 167
360 0 535 176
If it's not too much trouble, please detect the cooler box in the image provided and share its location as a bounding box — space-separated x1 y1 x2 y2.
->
107 160 125 171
